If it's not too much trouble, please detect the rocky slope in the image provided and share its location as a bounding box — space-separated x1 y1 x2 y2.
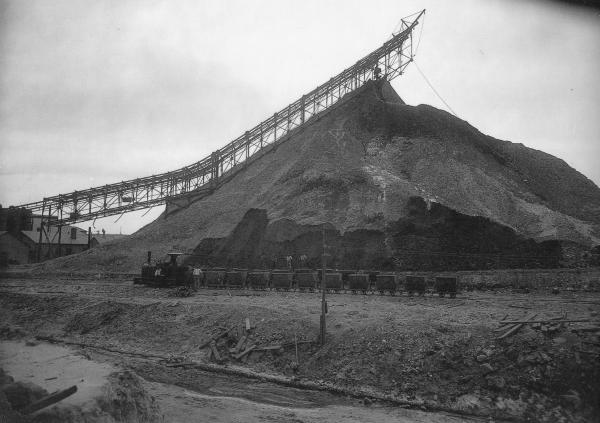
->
44 80 600 272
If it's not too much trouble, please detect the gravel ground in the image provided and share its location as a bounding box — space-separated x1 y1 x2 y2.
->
1 276 599 422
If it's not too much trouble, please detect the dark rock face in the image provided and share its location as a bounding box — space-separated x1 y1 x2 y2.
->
188 208 389 270
386 197 563 270
187 198 564 271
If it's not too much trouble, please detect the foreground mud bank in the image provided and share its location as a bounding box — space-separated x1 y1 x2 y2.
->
1 282 599 422
0 340 162 422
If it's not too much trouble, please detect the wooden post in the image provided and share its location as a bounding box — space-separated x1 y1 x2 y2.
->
295 333 299 363
245 131 250 161
320 226 327 345
57 224 62 258
44 204 51 260
211 151 219 183
36 202 45 262
259 122 263 149
57 204 63 257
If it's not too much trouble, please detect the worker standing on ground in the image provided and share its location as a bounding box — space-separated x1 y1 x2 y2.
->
192 267 203 290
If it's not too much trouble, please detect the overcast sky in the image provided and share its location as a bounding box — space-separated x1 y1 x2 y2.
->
1 0 599 234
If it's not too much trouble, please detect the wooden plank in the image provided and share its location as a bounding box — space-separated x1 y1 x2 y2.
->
496 312 536 326
210 341 222 363
20 385 78 415
234 344 256 360
496 313 538 340
494 314 514 332
498 318 591 325
234 335 247 354
494 323 518 333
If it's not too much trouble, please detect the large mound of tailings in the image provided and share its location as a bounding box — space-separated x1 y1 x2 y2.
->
49 80 600 272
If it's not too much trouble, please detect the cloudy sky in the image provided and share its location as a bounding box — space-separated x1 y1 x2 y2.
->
1 0 599 234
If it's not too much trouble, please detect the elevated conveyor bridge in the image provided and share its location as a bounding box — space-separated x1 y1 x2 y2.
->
17 10 425 253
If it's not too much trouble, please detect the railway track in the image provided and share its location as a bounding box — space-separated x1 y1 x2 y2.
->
186 285 453 297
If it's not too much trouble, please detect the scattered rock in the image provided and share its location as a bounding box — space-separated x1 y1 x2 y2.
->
482 348 493 357
481 362 495 372
561 389 581 409
476 354 487 362
486 375 506 390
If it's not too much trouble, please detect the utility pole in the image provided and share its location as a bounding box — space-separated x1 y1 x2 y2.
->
320 226 327 345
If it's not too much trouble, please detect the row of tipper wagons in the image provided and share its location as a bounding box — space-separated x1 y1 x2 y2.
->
194 269 459 297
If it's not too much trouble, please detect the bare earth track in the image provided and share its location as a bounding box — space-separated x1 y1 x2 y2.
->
1 276 599 422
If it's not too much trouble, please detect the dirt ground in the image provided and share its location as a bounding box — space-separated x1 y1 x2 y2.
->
0 340 162 422
1 276 599 422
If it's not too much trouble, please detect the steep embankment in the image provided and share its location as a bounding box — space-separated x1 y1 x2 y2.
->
44 80 600 272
